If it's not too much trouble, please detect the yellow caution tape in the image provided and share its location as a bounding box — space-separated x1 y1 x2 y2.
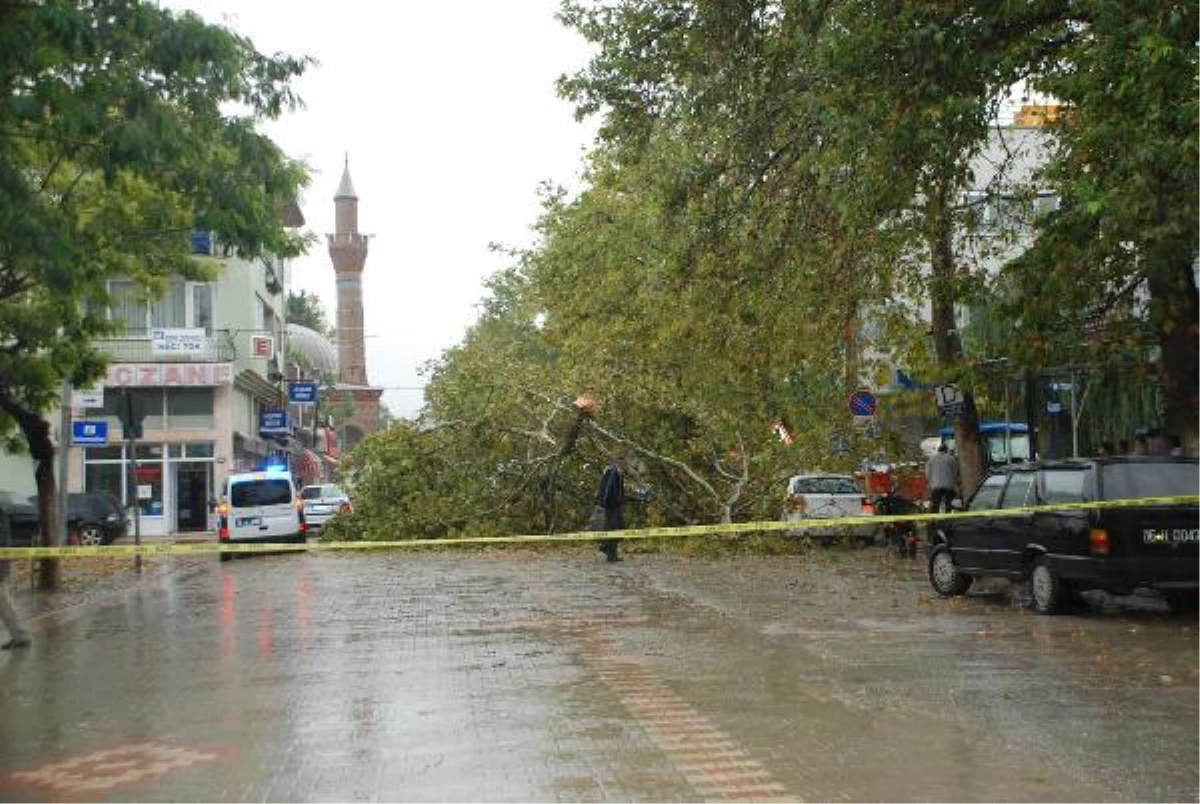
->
0 495 1195 559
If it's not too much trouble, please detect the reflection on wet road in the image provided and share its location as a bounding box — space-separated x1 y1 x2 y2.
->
0 549 1195 802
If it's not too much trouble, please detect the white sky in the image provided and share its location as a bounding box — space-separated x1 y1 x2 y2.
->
162 0 598 418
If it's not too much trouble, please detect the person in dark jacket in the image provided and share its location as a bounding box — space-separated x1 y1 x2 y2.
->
597 459 625 563
0 509 31 650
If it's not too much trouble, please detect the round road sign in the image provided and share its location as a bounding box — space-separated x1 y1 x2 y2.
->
848 388 878 417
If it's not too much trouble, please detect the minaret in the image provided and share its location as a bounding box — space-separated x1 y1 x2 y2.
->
327 156 370 386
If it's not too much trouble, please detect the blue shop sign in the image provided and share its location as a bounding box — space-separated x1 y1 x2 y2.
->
72 420 108 445
288 382 319 405
259 409 290 435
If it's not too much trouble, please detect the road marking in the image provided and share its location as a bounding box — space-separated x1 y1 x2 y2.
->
538 601 797 803
2 741 220 797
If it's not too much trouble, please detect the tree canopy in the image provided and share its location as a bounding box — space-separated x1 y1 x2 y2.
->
0 0 313 582
298 2 1200 541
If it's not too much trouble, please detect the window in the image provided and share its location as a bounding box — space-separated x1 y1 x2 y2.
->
150 281 186 329
85 463 126 507
969 474 1007 511
193 284 213 332
1001 472 1035 508
166 388 213 428
231 479 293 507
109 280 149 335
1040 469 1087 504
109 279 207 334
1101 463 1198 500
791 477 860 496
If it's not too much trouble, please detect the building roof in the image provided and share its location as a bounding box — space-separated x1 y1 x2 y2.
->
334 155 357 200
286 323 338 375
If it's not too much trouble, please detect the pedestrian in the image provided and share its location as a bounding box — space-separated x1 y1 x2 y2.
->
0 507 31 650
596 458 625 563
926 443 960 514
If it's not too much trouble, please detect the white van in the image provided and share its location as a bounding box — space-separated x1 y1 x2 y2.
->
217 469 306 560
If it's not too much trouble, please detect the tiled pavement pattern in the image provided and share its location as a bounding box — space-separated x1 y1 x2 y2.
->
0 549 1196 802
3 742 221 799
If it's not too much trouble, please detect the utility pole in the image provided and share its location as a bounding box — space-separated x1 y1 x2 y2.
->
57 378 71 549
120 390 144 573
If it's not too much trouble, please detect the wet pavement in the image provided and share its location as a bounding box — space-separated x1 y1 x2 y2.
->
0 546 1196 802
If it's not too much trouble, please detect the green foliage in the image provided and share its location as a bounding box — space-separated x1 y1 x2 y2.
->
286 289 332 337
335 0 1196 542
0 0 312 443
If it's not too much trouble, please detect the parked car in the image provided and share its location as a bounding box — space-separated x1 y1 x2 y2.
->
927 456 1199 614
0 490 128 547
782 473 875 544
0 490 40 547
68 491 129 545
218 469 306 561
300 484 352 531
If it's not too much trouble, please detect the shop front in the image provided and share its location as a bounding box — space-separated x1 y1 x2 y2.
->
76 361 234 537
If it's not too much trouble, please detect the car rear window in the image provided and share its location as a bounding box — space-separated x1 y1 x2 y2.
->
791 477 859 495
1101 462 1199 500
231 479 293 507
302 485 343 500
1040 469 1087 504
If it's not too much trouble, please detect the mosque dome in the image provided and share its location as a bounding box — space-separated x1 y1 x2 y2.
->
286 323 338 376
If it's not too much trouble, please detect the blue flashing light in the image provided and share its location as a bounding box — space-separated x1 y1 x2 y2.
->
256 459 290 475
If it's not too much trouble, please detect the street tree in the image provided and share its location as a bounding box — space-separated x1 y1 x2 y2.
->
0 1 311 587
996 0 1198 450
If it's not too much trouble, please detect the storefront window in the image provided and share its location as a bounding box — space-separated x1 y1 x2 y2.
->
166 388 214 428
186 442 214 458
85 463 126 507
133 461 164 517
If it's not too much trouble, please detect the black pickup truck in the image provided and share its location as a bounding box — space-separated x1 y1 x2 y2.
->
928 456 1198 614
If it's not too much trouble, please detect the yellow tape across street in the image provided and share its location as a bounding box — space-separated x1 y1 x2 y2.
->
0 495 1196 560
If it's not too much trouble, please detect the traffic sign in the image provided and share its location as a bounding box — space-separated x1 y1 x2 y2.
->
288 382 319 405
848 388 878 418
934 384 965 417
259 409 290 435
71 420 108 446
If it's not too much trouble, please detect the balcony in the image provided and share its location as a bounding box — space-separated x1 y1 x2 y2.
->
99 329 238 363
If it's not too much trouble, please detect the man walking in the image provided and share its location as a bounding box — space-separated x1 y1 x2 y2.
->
597 459 625 563
926 443 960 514
0 507 31 650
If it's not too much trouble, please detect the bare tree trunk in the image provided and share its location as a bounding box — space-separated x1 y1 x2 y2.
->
0 388 61 590
927 176 986 496
1149 266 1199 455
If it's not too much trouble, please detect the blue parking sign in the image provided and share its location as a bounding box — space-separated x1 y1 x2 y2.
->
72 420 108 445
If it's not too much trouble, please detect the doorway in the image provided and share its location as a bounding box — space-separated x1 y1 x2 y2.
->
176 464 209 532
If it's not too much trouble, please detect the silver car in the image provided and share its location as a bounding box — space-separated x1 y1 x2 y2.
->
300 484 352 531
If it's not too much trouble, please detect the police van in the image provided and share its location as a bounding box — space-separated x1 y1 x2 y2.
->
217 467 306 561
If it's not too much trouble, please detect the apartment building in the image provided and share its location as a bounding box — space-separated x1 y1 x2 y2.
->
64 219 309 537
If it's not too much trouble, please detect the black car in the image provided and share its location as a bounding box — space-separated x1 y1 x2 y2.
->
928 456 1198 614
0 490 128 547
68 491 129 545
0 490 40 547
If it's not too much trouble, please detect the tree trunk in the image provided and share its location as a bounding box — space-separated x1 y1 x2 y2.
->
0 389 62 590
1149 264 1199 455
926 177 985 495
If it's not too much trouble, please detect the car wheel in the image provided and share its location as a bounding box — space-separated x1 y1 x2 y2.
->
1030 558 1067 615
928 545 972 597
77 524 105 546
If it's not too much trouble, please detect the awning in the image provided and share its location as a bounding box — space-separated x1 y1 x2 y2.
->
293 449 322 485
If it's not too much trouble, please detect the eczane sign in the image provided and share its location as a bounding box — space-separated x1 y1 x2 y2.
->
106 363 233 386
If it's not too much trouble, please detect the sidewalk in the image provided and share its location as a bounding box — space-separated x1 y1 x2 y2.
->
10 531 213 622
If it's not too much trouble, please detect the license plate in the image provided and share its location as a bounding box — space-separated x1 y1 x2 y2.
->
236 517 261 527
